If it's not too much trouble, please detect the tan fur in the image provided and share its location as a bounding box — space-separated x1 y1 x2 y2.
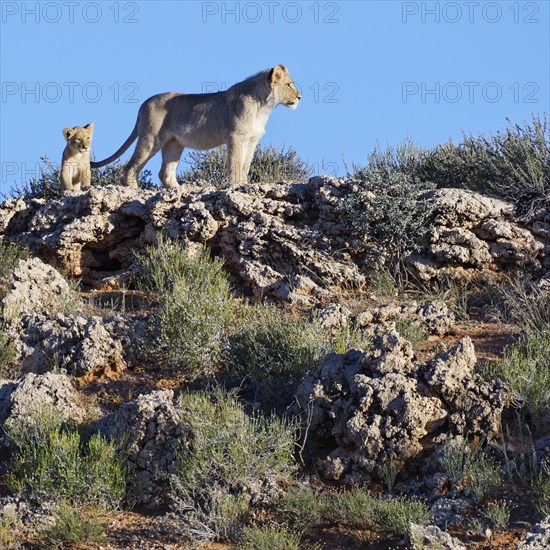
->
90 65 301 187
61 123 94 192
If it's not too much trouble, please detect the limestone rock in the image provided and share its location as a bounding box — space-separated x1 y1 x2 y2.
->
8 313 126 377
516 517 550 549
0 372 85 431
2 258 77 318
94 389 184 507
292 330 507 483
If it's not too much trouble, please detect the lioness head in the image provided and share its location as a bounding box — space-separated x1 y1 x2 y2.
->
62 123 94 154
270 65 301 110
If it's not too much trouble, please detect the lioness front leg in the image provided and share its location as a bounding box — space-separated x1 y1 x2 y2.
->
227 138 247 184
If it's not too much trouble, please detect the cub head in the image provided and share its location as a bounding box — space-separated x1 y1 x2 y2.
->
62 123 94 153
269 65 301 110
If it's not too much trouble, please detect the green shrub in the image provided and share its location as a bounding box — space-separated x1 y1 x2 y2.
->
483 330 550 427
137 238 237 380
222 306 329 413
468 456 503 502
278 485 322 532
170 390 296 542
481 501 510 531
375 497 431 536
40 502 107 548
440 437 475 486
0 324 16 376
323 488 378 528
499 278 550 336
180 143 310 187
239 525 301 550
342 153 435 282
531 461 550 515
0 241 28 281
418 115 549 214
7 407 125 509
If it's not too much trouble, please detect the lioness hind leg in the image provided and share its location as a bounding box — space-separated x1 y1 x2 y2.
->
124 136 161 188
159 139 184 188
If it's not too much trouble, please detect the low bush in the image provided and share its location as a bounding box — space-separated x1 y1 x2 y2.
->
40 503 107 548
222 306 329 413
170 390 296 543
239 525 301 550
7 407 125 509
342 149 435 282
137 238 237 380
180 143 310 187
375 497 431 536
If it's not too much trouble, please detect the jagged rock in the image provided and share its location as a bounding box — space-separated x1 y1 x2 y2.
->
516 517 550 549
1 258 76 318
0 372 85 430
7 313 126 377
1 182 546 304
410 523 467 550
416 301 455 336
407 188 544 282
94 390 183 507
354 300 455 336
314 303 350 334
292 330 508 483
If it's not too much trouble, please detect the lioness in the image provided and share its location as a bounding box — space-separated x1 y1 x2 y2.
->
61 123 94 192
90 65 301 187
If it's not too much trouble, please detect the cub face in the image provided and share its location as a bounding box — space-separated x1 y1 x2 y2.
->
62 123 94 155
270 65 301 110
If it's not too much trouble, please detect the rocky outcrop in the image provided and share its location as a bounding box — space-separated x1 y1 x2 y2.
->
1 257 76 318
6 313 127 377
292 330 508 484
516 517 550 549
94 390 183 507
407 189 546 282
0 372 85 431
1 180 546 305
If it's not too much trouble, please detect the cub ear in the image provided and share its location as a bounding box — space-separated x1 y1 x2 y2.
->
271 65 286 83
62 127 75 140
84 122 94 134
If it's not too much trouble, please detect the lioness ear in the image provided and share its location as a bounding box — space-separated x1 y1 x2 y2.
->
84 122 94 134
62 127 75 140
271 65 285 83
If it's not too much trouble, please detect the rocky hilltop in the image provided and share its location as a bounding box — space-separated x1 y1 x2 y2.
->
0 177 549 549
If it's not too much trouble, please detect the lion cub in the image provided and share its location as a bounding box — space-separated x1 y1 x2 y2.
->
61 123 94 192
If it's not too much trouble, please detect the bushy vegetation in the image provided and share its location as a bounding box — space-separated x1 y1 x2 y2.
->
0 241 28 281
222 307 329 413
342 115 549 282
40 503 107 548
341 143 436 281
7 407 125 509
239 525 301 550
137 238 238 381
180 143 310 187
418 115 549 214
170 390 296 543
440 437 503 502
0 324 16 377
484 330 550 428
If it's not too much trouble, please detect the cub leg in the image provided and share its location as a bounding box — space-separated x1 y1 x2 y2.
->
159 139 184 188
81 163 92 190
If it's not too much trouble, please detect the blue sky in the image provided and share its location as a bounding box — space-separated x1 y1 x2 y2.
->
1 0 548 194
